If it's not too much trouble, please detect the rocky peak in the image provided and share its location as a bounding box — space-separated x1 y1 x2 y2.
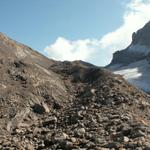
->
107 21 150 93
132 21 150 46
108 21 150 67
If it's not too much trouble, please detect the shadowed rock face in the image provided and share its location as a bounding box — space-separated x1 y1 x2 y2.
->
109 49 146 65
0 33 150 149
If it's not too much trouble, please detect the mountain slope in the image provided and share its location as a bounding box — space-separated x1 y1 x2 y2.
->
107 21 150 93
0 33 150 149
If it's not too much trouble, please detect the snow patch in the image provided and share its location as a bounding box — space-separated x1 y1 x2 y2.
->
113 59 150 92
115 68 142 79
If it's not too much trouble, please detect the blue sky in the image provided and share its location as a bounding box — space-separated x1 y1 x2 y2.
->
1 0 150 66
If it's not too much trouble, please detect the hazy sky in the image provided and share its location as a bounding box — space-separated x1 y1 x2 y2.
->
1 0 150 66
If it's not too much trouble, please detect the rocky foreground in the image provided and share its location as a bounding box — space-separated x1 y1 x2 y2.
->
0 33 150 149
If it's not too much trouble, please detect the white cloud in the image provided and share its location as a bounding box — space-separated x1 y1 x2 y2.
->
44 37 98 61
100 0 150 50
44 0 150 66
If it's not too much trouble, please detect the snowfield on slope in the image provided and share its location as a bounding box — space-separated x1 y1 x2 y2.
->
114 59 150 92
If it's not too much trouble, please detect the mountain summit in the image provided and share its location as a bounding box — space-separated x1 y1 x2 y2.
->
0 33 150 149
108 21 150 93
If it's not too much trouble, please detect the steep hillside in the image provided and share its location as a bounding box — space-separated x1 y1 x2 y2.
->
0 33 150 149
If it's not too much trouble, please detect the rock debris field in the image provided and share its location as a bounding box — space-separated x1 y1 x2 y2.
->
0 33 150 149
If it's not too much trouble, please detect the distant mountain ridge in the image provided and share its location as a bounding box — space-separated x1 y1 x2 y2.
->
108 21 150 93
108 21 150 66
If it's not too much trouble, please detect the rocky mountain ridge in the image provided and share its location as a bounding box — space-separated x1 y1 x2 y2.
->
108 21 150 93
0 33 150 149
108 21 150 66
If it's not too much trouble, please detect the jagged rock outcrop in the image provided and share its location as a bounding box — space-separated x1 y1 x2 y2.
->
107 21 150 93
0 33 150 149
132 21 150 46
